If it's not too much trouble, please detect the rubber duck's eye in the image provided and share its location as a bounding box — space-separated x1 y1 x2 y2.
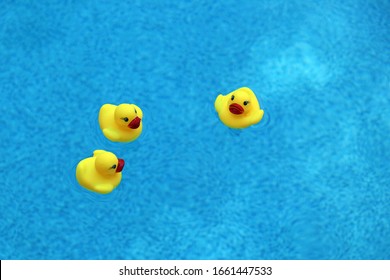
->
111 164 117 169
123 117 129 122
134 108 137 114
243 101 249 106
231 95 235 101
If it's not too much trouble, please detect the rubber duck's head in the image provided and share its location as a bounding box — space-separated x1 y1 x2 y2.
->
95 151 125 176
114 103 143 129
227 88 257 116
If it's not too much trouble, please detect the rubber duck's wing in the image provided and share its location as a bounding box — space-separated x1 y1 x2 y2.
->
214 94 224 112
94 184 114 194
102 128 121 141
251 109 264 124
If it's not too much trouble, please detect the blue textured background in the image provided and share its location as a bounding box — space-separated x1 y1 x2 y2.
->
1 0 390 259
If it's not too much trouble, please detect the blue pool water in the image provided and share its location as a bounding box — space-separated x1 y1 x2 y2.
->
1 0 389 259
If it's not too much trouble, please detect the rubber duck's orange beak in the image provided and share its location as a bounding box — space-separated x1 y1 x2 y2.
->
116 159 125 173
229 103 244 115
128 117 141 129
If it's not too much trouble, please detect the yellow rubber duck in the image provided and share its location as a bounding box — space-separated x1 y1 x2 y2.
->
214 87 264 129
99 103 143 142
76 150 125 194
